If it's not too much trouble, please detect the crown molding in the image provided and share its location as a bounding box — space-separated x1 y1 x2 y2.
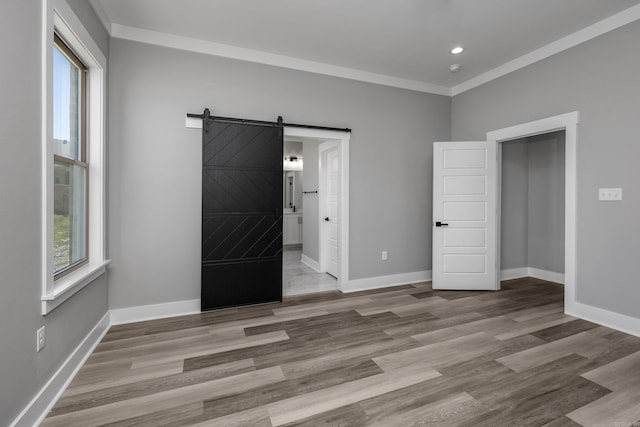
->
451 3 640 96
90 3 640 97
110 24 451 96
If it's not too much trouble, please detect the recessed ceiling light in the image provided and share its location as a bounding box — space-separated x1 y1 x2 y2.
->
449 64 462 73
450 46 464 55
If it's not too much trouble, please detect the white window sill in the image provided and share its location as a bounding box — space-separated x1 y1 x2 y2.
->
41 260 111 315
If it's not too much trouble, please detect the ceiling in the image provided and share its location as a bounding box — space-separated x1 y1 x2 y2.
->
90 0 640 95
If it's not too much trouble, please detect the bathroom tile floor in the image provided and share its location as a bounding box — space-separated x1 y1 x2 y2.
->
283 247 337 296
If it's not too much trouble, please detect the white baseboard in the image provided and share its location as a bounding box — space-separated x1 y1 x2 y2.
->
500 267 529 281
300 254 321 273
500 267 564 284
110 299 200 325
10 312 110 427
528 267 564 284
342 270 432 293
567 301 640 338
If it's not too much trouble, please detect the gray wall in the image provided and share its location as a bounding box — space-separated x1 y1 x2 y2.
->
108 38 451 309
0 1 109 424
65 0 110 55
500 132 565 273
527 133 565 273
500 140 529 270
452 20 640 318
302 140 321 261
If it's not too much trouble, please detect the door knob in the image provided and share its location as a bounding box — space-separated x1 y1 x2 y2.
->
324 217 330 222
435 221 449 227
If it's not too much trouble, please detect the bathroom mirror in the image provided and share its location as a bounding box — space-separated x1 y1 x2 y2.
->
283 171 303 211
283 140 304 212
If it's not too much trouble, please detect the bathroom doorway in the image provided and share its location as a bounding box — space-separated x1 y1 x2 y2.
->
282 127 350 295
282 137 337 295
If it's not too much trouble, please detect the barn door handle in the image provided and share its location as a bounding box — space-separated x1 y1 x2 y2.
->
324 217 330 222
435 221 448 227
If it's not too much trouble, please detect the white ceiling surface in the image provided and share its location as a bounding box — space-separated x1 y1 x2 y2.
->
93 0 640 95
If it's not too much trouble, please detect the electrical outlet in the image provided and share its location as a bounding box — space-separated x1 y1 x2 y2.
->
381 251 388 261
599 188 622 201
36 326 45 352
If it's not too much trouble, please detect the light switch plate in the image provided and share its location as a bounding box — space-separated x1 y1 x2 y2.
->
599 188 622 201
36 326 45 352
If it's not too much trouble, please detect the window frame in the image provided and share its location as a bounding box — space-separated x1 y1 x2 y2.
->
42 0 109 315
52 32 90 280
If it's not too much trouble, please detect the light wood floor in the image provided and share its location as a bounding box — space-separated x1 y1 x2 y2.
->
43 278 640 426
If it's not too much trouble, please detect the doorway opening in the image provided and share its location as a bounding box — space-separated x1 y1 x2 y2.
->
499 131 566 285
282 127 350 295
488 111 578 313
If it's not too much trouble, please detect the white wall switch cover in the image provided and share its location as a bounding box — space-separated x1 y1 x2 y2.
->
599 188 622 201
36 326 45 352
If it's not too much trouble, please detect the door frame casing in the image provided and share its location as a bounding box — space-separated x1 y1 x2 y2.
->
319 140 339 277
283 127 350 292
487 111 578 312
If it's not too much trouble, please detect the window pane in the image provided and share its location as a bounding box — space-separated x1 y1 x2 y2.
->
53 44 82 161
54 161 86 273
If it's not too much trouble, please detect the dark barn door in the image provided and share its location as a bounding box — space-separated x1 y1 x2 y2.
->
201 117 283 311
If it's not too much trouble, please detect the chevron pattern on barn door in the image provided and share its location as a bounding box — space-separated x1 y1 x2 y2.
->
202 169 280 214
203 123 282 169
201 119 283 311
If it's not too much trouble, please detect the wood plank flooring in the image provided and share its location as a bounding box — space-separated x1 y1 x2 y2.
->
42 278 640 426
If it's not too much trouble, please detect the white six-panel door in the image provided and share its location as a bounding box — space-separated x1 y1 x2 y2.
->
320 143 339 278
325 148 339 277
432 141 498 290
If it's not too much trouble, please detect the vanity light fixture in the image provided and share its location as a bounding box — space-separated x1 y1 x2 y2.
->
283 156 303 171
451 46 464 54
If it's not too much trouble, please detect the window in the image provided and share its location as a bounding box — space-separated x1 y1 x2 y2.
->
42 1 108 314
53 34 88 277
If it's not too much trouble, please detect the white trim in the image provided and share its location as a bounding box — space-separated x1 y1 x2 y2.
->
300 254 321 273
41 260 111 314
283 128 349 141
488 112 579 142
500 267 565 284
500 267 529 281
42 0 108 314
499 267 565 284
283 127 350 293
567 302 640 338
186 116 203 129
452 4 640 95
528 267 565 284
488 111 578 318
110 299 201 325
50 0 107 67
111 24 450 96
42 0 55 312
343 271 432 293
9 312 110 427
